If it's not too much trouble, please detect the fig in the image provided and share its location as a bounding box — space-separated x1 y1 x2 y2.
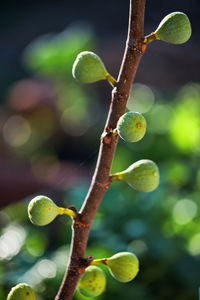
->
145 12 191 44
78 266 106 298
72 51 116 86
117 111 146 142
111 159 160 192
106 252 139 283
28 195 60 226
7 283 36 300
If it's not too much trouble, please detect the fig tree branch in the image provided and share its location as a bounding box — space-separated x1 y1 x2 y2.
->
55 0 146 299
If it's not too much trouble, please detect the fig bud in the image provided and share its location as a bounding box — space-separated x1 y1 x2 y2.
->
78 266 106 298
155 12 191 44
72 51 108 84
117 111 146 142
112 159 160 192
28 195 60 226
7 283 36 300
106 252 139 283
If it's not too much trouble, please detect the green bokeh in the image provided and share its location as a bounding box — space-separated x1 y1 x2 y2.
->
1 22 200 300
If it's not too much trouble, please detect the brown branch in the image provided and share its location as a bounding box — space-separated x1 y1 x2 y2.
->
55 0 146 299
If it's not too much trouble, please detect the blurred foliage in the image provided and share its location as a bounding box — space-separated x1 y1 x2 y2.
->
1 82 200 299
2 24 101 165
1 22 200 300
23 23 95 78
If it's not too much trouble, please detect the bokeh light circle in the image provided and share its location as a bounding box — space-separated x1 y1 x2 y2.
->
3 115 31 147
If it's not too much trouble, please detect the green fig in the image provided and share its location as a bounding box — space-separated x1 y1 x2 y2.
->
28 195 60 226
106 252 139 283
72 51 116 86
111 159 160 192
7 283 36 300
155 12 191 44
78 266 106 298
145 12 191 44
117 111 146 142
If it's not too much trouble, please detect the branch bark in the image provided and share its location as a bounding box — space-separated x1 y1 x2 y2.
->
56 0 146 299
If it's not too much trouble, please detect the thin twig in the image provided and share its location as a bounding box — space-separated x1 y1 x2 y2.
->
55 0 146 299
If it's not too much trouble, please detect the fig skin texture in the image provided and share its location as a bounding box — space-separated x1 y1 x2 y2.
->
117 111 146 143
155 12 191 44
7 283 36 300
28 195 60 226
78 266 106 298
106 252 139 283
116 159 160 192
72 51 107 83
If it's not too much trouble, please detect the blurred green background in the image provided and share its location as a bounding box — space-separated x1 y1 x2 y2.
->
0 1 200 299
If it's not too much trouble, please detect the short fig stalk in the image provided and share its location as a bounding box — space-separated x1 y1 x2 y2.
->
111 159 160 192
28 195 77 226
144 12 191 45
91 252 139 283
72 51 116 86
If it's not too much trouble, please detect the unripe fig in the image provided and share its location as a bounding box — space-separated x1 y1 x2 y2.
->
106 252 139 283
117 111 146 142
72 51 108 84
155 12 191 44
28 195 60 226
78 266 106 298
112 159 160 192
7 283 36 300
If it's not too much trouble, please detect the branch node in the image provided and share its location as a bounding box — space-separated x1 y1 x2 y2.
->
101 128 117 145
79 256 94 267
102 134 112 145
77 256 94 274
